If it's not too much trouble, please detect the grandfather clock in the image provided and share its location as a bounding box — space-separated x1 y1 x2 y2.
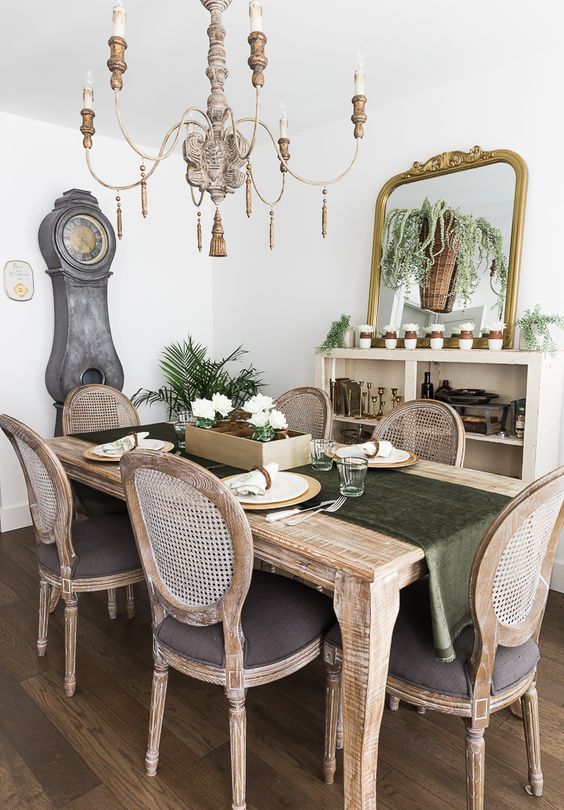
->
39 189 124 434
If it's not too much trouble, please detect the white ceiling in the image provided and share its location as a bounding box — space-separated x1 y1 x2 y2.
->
0 0 554 147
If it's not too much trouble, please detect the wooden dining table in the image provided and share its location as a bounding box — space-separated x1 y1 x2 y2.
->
47 435 524 810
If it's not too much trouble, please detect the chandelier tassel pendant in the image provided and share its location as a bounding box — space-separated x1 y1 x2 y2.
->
246 164 253 218
197 211 202 253
210 208 227 258
140 164 148 218
116 193 123 240
269 210 275 251
322 188 328 239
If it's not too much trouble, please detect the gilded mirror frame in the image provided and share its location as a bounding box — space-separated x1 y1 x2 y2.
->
367 146 528 348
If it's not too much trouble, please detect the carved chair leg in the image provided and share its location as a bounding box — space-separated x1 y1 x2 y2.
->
228 695 247 810
107 588 118 620
388 694 400 711
37 579 50 657
125 584 135 619
49 585 61 614
417 706 427 715
336 684 344 750
464 722 486 810
145 662 169 777
63 594 78 697
521 684 543 796
323 646 342 784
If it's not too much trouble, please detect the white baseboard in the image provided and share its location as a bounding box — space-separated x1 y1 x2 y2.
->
550 559 564 594
0 503 31 533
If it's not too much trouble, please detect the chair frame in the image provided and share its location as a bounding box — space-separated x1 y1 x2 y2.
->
274 386 333 440
62 384 140 436
121 451 324 810
323 466 564 807
372 398 466 467
0 415 144 697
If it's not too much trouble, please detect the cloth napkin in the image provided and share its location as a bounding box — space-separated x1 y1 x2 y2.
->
341 440 394 459
227 463 279 496
96 431 149 455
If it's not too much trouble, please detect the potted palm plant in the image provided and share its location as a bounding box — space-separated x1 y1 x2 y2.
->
381 197 508 314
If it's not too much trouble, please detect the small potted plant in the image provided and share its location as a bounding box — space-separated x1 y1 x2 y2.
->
402 322 419 350
485 320 505 351
244 394 289 442
317 314 353 353
191 393 233 429
382 324 398 350
428 322 446 350
357 324 375 349
458 322 475 351
517 305 564 352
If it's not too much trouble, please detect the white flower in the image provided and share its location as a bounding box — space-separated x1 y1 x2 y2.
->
382 324 398 333
429 322 445 332
486 321 506 333
243 394 275 414
269 409 288 430
211 393 233 417
247 410 270 428
402 322 419 333
191 398 216 420
459 321 476 332
358 324 374 333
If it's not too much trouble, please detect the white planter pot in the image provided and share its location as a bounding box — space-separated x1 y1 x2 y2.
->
358 337 372 349
488 338 503 351
404 338 417 350
384 338 397 350
458 338 474 351
343 328 355 348
430 337 444 350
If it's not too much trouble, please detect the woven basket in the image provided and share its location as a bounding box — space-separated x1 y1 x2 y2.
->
419 217 459 313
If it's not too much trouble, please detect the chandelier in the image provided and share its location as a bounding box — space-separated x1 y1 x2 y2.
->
80 0 367 256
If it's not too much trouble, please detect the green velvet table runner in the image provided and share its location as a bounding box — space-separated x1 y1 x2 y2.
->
71 423 510 662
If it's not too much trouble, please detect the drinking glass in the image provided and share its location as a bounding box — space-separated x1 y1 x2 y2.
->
174 410 192 450
337 457 368 497
310 439 336 471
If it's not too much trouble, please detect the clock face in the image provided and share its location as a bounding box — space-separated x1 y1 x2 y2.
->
62 214 108 265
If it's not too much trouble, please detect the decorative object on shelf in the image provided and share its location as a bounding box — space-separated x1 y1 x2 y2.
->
370 395 378 416
318 314 352 354
437 388 499 406
366 382 372 414
517 305 564 352
458 322 475 350
356 381 368 418
402 323 419 350
133 336 262 418
421 372 434 399
377 386 386 417
382 324 398 350
455 402 510 436
429 322 445 350
357 324 375 349
391 388 402 409
191 393 234 429
435 379 453 399
511 398 526 439
3 260 34 301
485 320 506 351
79 1 366 255
367 146 528 350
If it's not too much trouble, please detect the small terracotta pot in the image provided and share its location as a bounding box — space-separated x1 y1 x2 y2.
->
384 331 397 350
459 330 474 351
404 330 418 350
358 331 373 349
488 330 503 351
430 331 444 350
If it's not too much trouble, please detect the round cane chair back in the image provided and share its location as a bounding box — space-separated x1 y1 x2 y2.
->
372 399 465 466
274 386 332 439
62 385 140 435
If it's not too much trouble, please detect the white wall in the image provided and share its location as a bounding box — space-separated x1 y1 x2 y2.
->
0 111 213 531
212 52 564 589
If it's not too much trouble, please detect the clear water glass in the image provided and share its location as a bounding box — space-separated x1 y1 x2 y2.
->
337 457 368 497
174 410 192 450
310 439 336 471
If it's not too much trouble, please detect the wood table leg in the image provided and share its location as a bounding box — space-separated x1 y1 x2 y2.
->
334 570 400 810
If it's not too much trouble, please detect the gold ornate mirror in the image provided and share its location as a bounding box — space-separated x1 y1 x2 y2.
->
367 146 528 348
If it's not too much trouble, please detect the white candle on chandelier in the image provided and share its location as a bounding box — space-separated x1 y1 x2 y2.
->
112 0 127 38
279 102 289 139
354 50 365 96
249 0 263 32
83 70 94 109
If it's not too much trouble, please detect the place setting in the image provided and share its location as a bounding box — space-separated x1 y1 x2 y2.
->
82 431 175 462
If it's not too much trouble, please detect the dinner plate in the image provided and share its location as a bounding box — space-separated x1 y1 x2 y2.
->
222 472 321 510
83 439 175 462
333 445 418 469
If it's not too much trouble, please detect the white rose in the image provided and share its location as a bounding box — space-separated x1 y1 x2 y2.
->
243 394 275 414
269 409 288 430
211 393 233 417
191 398 216 420
248 410 270 428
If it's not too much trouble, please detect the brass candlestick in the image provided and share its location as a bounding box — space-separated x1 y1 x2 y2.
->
361 392 367 417
346 388 352 417
355 381 365 419
391 388 398 408
393 393 402 409
370 395 378 418
377 387 385 418
330 380 336 412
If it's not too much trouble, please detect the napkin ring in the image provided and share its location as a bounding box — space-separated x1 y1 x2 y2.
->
129 432 139 449
251 465 272 490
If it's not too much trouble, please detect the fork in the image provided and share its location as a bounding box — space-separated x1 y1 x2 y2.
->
285 495 347 526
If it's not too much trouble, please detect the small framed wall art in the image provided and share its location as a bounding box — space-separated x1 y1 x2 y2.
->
3 260 34 301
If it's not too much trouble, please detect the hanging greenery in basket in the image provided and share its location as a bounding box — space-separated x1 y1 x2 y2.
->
381 198 508 315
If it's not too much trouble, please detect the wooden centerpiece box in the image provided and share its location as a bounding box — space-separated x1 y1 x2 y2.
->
185 416 311 471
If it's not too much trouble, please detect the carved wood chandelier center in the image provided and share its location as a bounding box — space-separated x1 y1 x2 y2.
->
80 0 367 256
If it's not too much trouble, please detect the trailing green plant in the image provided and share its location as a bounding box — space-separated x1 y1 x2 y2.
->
317 314 351 353
132 336 263 418
381 197 508 315
517 305 564 352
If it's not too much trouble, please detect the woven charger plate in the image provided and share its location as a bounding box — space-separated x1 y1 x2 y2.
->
222 473 321 511
83 441 175 462
330 445 418 469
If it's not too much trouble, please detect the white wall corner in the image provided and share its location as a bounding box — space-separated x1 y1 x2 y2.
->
550 559 564 594
0 503 32 533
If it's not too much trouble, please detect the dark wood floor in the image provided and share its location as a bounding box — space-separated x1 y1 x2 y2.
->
0 526 563 810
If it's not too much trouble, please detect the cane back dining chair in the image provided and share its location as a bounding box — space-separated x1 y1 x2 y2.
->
274 386 333 439
62 383 141 618
322 466 564 808
0 415 144 697
120 451 335 810
372 398 466 467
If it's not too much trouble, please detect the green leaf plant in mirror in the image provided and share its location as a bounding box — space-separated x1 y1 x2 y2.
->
133 336 263 419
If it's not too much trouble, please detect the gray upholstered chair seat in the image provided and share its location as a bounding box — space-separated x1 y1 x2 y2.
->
325 579 539 699
156 570 335 669
37 513 141 578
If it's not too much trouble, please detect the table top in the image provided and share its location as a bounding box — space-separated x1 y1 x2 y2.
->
47 435 525 588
